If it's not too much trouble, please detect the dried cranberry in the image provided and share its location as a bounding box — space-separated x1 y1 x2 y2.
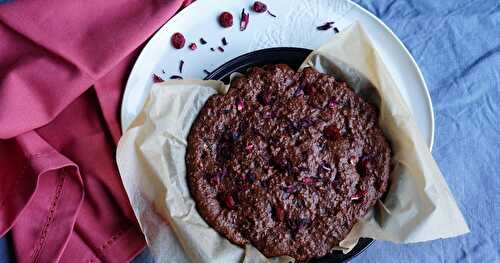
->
219 12 233 28
328 99 338 109
224 194 235 209
274 205 285 221
189 43 197 50
302 177 315 185
324 124 341 140
152 74 164 83
235 97 244 111
252 1 267 13
171 32 185 49
240 8 250 31
245 143 254 152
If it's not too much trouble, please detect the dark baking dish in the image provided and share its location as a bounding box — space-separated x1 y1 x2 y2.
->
204 47 374 263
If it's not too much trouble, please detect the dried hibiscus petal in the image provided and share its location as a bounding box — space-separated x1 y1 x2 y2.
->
219 11 234 28
351 190 366 201
320 162 332 172
293 80 306 96
189 43 197 50
179 60 184 73
240 8 250 31
316 22 334 31
252 1 267 13
152 74 164 83
171 32 185 49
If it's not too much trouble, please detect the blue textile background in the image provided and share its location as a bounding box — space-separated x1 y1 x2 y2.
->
1 0 499 262
351 0 500 262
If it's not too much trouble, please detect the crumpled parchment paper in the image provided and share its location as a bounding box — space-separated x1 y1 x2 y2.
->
116 23 469 263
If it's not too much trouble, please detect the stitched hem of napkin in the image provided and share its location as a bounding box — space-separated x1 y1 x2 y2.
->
30 169 67 262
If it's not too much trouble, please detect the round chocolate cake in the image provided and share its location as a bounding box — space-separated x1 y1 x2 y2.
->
186 64 391 261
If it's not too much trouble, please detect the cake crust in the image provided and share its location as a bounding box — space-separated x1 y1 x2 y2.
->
186 64 391 261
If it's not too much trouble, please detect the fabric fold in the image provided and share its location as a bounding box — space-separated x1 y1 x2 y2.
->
0 0 191 261
1 131 84 262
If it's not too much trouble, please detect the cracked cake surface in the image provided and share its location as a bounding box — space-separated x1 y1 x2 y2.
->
186 64 391 261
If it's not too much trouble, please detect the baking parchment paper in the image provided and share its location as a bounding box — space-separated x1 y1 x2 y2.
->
116 23 469 263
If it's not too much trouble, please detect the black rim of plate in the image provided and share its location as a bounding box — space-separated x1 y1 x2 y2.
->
205 47 374 262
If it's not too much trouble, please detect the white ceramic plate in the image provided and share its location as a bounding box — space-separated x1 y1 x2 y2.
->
121 0 434 148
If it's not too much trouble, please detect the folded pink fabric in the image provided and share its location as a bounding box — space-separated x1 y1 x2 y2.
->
0 0 190 261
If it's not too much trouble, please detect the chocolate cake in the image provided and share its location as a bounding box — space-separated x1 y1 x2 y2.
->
186 64 391 261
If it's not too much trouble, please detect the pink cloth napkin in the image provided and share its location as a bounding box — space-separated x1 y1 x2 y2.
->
0 0 192 262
